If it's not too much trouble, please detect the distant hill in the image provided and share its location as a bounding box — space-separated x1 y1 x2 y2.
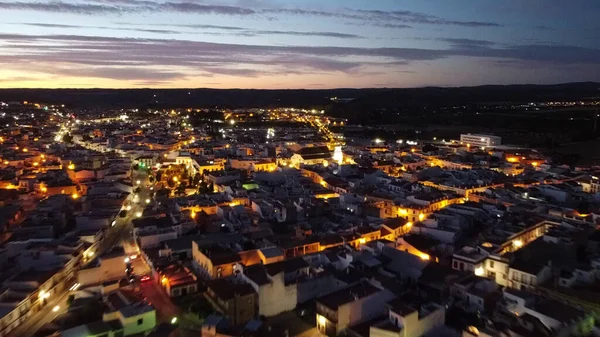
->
0 82 598 109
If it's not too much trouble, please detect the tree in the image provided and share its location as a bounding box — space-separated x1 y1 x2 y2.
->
176 183 187 196
62 133 73 143
198 181 209 194
167 178 176 189
193 173 201 186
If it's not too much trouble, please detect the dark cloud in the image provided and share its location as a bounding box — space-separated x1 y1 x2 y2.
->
159 2 255 15
50 66 186 81
159 24 245 30
437 38 496 49
0 1 123 14
349 8 501 27
253 30 362 39
1 34 598 82
374 23 413 29
22 22 360 39
0 1 501 28
18 23 180 34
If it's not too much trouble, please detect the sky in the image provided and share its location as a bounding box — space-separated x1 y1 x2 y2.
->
0 0 599 89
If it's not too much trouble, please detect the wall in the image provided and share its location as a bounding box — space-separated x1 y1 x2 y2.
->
257 273 297 317
138 231 178 249
120 309 156 336
78 255 126 286
337 289 395 335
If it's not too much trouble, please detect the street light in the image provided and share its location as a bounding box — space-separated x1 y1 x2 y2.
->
52 305 60 312
145 198 151 204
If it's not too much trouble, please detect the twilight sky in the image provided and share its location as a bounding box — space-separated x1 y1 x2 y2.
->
0 0 599 88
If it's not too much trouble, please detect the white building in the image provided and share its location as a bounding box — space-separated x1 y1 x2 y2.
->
316 281 395 336
460 134 501 148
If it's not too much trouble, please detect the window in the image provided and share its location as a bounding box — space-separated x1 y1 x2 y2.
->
453 260 459 269
489 260 495 269
137 318 144 325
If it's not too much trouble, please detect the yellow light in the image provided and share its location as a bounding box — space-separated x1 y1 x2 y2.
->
410 148 416 153
72 193 79 199
418 213 425 221
358 238 366 244
161 276 168 284
3 161 8 165
68 164 75 170
33 162 39 166
474 267 485 276
467 326 480 336
318 315 327 325
173 176 178 182
531 162 538 167
41 154 45 158
399 209 408 215
191 211 196 218
513 240 523 248
320 180 327 187
406 222 413 228
22 148 28 152
419 253 430 260
41 187 47 193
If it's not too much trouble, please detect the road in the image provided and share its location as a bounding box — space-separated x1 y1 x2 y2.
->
6 287 71 337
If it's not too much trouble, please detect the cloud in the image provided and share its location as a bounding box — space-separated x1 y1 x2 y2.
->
0 1 123 14
437 38 496 49
17 23 180 34
158 23 245 30
0 33 598 84
0 1 501 28
50 66 186 81
17 22 361 39
253 30 362 39
348 8 501 27
158 2 255 15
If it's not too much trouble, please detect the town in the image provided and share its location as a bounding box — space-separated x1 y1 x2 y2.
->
1 100 599 337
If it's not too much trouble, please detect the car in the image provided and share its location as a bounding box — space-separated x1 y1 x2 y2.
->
140 275 151 282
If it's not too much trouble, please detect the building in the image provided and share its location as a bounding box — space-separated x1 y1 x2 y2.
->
316 281 395 336
376 300 446 337
192 243 242 279
157 265 198 297
205 278 258 326
460 134 501 148
291 146 332 167
62 294 156 337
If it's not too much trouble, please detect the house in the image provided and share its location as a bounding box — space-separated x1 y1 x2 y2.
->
368 299 445 337
291 146 332 167
501 288 587 332
192 244 242 279
156 265 198 297
78 248 127 286
62 293 156 337
238 258 307 318
205 278 258 326
315 281 395 336
507 259 551 291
